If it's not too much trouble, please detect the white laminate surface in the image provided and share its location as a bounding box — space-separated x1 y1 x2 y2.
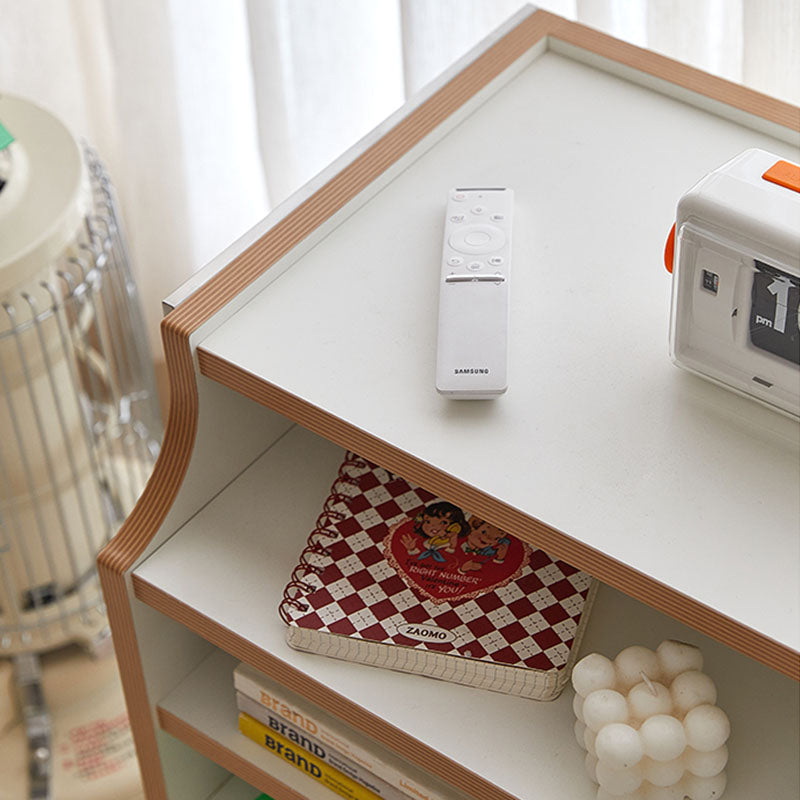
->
198 50 800 655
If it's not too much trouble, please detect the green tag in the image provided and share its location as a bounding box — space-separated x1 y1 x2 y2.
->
0 121 13 150
254 795 275 800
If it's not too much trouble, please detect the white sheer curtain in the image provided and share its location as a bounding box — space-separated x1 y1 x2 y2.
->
0 0 798 362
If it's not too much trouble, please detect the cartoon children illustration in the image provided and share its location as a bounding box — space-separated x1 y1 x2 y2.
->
400 501 466 563
458 516 510 573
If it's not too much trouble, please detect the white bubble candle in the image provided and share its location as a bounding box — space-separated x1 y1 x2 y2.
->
571 640 730 799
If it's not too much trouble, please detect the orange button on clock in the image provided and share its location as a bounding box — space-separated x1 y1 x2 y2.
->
762 159 800 193
664 222 676 273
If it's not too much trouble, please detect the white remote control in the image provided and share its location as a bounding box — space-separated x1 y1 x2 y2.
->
435 187 513 399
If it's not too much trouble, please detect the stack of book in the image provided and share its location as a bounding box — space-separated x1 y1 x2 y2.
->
234 661 455 800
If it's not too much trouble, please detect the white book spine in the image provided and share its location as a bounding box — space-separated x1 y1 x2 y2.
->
233 665 451 800
237 692 406 800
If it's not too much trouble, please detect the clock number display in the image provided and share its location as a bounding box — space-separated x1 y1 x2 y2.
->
749 260 800 365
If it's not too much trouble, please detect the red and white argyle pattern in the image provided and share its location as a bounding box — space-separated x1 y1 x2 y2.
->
285 458 592 673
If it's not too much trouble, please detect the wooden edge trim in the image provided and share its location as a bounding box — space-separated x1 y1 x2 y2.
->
97 10 800 798
97 567 167 798
96 322 197 799
543 11 800 129
197 349 800 683
157 706 309 800
141 577 508 800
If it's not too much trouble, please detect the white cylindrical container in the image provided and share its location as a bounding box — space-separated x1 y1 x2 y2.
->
0 95 160 655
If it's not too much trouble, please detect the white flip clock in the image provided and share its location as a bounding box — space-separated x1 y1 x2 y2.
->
665 149 800 417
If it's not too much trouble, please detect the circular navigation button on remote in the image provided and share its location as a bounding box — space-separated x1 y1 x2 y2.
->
465 231 491 246
448 223 506 254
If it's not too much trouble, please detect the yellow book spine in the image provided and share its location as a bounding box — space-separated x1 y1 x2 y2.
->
238 712 381 800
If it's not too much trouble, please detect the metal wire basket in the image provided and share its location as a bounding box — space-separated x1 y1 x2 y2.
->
0 99 161 658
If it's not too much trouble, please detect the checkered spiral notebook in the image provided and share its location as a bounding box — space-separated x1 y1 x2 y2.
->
280 453 596 700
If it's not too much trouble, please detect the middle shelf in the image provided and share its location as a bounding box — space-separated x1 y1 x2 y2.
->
135 423 799 800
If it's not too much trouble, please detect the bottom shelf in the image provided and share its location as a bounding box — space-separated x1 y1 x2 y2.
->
156 581 799 800
210 776 269 800
158 647 463 800
158 656 331 800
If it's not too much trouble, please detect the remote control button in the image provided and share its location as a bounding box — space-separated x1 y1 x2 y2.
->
452 192 467 201
449 223 506 255
471 205 486 214
447 256 463 266
489 255 504 266
467 261 483 271
449 214 465 223
465 231 491 246
490 213 505 222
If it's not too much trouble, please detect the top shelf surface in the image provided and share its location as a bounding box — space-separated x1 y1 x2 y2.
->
197 46 800 666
